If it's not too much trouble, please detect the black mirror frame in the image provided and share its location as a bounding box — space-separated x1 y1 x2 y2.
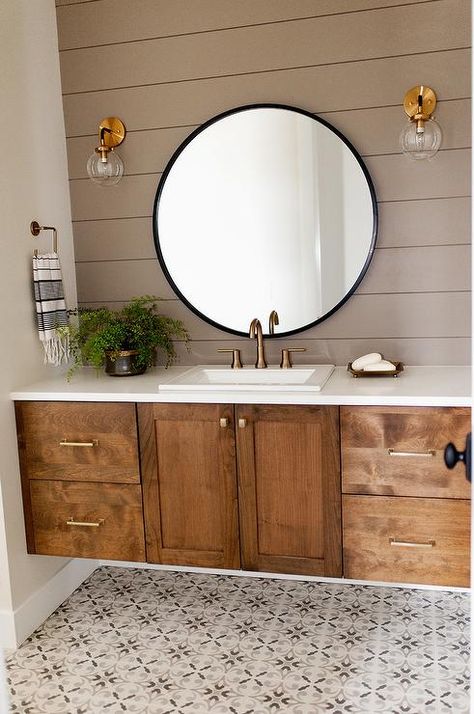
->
153 102 378 338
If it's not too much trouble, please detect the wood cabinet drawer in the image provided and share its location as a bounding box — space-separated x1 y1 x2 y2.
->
15 401 140 483
28 480 146 561
341 406 471 498
343 494 470 587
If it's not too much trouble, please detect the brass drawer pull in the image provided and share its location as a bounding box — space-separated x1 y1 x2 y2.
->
389 538 435 548
219 418 229 428
66 518 104 528
238 418 247 428
59 439 99 448
388 448 435 458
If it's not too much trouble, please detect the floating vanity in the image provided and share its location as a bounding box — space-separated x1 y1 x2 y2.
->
11 365 471 588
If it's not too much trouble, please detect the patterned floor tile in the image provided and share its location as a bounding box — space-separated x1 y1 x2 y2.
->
6 566 470 713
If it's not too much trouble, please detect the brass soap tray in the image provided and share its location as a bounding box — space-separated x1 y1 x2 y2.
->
348 361 404 378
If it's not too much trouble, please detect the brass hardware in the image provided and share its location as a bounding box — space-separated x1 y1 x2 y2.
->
87 117 126 185
348 361 404 378
66 518 104 528
238 418 247 428
388 449 435 458
96 117 126 158
218 348 243 368
249 318 267 368
403 85 437 129
389 538 435 548
400 86 441 159
269 310 279 334
59 439 99 448
280 347 306 369
219 417 229 428
31 221 58 257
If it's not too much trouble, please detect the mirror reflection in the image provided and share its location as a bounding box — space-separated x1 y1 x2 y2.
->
154 105 377 336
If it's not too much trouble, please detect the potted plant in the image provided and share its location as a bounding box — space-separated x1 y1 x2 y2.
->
67 295 188 378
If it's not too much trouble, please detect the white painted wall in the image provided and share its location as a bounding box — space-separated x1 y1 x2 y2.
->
0 0 95 651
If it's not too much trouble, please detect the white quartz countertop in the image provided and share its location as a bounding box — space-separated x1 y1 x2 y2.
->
10 365 471 407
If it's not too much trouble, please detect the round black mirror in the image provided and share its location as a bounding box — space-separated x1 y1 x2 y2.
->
153 104 377 337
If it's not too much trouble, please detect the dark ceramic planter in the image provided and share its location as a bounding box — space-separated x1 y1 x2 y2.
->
105 350 146 377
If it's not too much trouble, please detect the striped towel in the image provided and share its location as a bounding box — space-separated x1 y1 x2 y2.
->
33 253 70 366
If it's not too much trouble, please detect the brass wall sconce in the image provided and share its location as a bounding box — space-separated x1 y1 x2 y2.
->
400 86 442 160
86 117 126 186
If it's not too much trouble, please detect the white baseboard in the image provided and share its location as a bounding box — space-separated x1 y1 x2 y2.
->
0 611 16 653
0 559 97 650
99 560 470 593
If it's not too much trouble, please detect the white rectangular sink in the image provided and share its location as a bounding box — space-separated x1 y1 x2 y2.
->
159 365 335 392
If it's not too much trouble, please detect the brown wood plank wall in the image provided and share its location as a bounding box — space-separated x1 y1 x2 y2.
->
56 0 471 365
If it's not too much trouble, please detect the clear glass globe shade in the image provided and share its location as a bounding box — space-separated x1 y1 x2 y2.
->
86 150 124 185
399 119 442 160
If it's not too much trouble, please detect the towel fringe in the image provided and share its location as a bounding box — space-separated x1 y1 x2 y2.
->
41 330 70 367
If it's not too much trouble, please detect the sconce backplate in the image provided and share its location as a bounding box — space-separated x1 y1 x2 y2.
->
99 117 126 148
403 86 437 120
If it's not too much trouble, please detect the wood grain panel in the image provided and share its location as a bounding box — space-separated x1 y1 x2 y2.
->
359 245 471 294
172 338 470 367
79 291 470 341
138 403 240 568
15 401 140 483
62 49 470 136
343 494 470 586
255 420 324 559
236 405 341 576
377 197 471 248
69 149 469 223
59 2 469 94
341 406 471 499
66 99 470 179
29 480 146 561
57 0 438 50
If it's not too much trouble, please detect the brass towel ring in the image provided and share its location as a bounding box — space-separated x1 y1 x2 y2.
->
31 220 58 256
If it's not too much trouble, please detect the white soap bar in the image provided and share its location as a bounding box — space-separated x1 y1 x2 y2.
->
351 353 382 371
362 360 396 372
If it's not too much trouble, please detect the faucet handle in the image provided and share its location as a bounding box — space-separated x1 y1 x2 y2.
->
280 347 306 369
218 348 243 369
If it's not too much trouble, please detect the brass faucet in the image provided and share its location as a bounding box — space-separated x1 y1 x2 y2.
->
249 318 267 368
269 310 279 334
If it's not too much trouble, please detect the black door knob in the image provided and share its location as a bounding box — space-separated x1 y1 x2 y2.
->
444 433 471 482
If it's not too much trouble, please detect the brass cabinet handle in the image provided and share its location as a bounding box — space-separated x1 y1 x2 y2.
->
59 439 99 447
389 538 435 548
388 448 435 458
66 518 104 528
238 418 247 428
219 418 229 428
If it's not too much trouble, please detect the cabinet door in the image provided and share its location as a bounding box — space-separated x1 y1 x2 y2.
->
138 403 240 569
236 405 341 576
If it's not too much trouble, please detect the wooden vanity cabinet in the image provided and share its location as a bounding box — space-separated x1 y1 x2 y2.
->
137 403 240 569
15 401 146 562
341 406 471 587
138 403 342 576
15 400 469 587
236 405 342 577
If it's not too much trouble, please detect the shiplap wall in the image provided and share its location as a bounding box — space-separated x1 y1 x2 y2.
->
56 0 471 366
